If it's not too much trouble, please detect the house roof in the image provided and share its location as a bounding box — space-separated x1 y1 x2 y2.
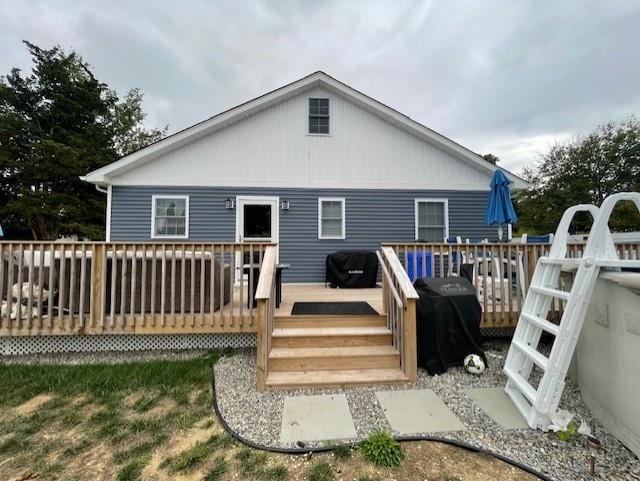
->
82 71 529 189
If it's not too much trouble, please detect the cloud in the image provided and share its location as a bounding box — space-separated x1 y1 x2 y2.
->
1 0 639 174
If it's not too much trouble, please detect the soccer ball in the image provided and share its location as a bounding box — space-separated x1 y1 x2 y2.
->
464 354 485 375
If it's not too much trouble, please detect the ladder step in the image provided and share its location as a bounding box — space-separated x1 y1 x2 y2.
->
503 366 537 403
520 313 559 335
529 286 570 301
512 339 549 370
539 258 581 270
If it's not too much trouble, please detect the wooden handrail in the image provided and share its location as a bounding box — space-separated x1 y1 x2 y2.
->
381 241 640 329
255 246 277 300
378 246 418 382
381 246 419 300
0 241 275 336
255 245 277 391
375 251 404 307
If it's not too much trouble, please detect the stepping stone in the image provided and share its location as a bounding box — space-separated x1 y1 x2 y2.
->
464 387 528 429
280 393 357 443
376 389 465 434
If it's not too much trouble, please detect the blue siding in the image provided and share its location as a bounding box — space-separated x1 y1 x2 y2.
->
111 186 495 282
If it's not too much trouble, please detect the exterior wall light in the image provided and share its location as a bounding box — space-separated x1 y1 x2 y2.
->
280 199 290 210
225 198 235 209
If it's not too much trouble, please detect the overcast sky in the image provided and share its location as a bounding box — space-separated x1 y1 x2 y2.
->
1 0 639 174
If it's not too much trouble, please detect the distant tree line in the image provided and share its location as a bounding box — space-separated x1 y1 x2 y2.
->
0 41 165 240
516 118 640 234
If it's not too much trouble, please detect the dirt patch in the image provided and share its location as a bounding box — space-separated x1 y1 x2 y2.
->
141 420 222 481
276 441 540 481
65 441 112 481
13 394 53 417
145 397 177 418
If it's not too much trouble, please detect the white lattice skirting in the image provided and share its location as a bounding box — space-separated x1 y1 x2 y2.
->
0 333 256 356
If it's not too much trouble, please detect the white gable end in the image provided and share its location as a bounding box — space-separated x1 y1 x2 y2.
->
114 86 493 190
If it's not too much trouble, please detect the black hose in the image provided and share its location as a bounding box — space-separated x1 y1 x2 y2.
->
210 364 555 481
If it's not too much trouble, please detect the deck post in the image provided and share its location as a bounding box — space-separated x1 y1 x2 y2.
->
404 297 418 382
256 298 268 391
91 244 105 327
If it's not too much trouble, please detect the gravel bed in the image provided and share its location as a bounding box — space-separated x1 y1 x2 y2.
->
0 348 213 365
214 341 640 481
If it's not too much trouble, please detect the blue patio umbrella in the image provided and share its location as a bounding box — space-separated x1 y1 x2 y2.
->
485 170 517 240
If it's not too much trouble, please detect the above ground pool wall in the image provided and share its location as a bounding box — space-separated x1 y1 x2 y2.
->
576 276 640 457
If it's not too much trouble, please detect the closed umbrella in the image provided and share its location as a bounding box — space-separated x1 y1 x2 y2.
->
485 170 517 240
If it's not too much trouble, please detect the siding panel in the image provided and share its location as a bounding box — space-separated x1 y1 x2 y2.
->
111 186 495 282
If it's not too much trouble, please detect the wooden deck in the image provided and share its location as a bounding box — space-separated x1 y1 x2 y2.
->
274 284 384 317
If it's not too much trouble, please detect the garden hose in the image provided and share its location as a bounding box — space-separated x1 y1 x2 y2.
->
210 365 555 481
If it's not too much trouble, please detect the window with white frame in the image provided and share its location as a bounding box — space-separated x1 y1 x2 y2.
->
308 98 330 134
152 196 189 238
415 199 448 242
318 198 345 239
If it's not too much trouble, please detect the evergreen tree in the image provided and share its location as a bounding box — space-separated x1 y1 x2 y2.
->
0 41 166 239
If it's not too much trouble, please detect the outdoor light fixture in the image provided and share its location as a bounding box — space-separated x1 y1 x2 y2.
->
225 198 235 210
585 436 602 476
280 199 290 210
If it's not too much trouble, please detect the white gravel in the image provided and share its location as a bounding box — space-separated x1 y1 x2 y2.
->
214 341 640 481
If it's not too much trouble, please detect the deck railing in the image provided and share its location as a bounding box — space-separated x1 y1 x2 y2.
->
254 245 277 391
385 241 640 328
378 246 418 381
0 242 273 336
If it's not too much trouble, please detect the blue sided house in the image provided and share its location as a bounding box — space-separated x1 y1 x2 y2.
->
82 71 526 283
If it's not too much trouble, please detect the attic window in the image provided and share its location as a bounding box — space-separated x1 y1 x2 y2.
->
308 98 330 135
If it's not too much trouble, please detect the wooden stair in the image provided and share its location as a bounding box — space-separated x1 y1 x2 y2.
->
265 313 408 389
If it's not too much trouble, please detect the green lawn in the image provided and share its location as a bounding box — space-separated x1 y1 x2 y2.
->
0 352 535 481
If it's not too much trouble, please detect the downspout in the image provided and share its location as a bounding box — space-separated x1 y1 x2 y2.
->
94 184 112 241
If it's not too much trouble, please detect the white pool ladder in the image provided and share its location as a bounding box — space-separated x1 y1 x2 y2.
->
504 192 640 429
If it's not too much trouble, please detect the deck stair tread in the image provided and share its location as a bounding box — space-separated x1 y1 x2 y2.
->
274 314 386 328
272 326 391 337
266 368 408 388
269 345 398 358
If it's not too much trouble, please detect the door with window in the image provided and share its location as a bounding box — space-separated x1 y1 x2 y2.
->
235 196 278 284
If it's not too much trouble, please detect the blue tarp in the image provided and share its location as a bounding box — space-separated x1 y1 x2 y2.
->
485 170 517 226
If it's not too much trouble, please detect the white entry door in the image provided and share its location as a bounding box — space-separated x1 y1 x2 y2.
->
235 196 279 244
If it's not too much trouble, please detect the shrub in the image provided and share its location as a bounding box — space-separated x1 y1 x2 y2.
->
332 443 352 460
360 430 404 468
307 461 335 481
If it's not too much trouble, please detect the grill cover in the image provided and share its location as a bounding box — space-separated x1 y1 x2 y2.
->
325 251 378 288
414 276 487 375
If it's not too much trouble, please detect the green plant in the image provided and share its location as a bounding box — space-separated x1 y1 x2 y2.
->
202 457 228 481
116 457 147 481
332 443 352 460
307 461 335 481
263 465 289 481
556 420 578 442
235 447 268 476
360 430 404 468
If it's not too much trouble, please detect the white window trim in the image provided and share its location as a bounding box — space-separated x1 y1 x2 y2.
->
307 97 331 137
151 195 189 239
414 198 449 242
318 197 345 240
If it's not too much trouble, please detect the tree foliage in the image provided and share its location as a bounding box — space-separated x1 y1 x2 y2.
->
0 41 166 240
482 153 500 164
517 118 640 234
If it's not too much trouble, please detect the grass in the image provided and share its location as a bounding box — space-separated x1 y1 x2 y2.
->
162 434 231 474
0 353 220 406
202 457 228 481
307 461 335 481
332 443 352 460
